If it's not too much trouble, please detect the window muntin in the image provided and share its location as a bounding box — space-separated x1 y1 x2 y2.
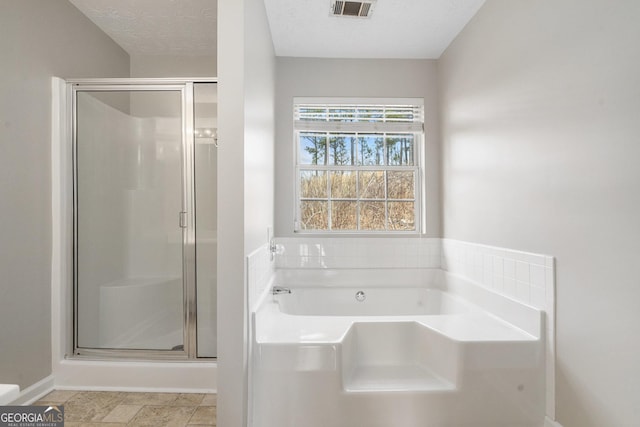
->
295 100 423 233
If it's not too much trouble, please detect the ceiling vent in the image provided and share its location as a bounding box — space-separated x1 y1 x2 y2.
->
331 1 376 18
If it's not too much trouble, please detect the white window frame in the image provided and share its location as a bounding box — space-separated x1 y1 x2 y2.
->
293 97 425 234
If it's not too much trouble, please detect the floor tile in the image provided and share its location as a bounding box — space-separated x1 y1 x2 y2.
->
188 406 216 425
101 404 143 423
128 405 196 427
120 392 180 406
71 423 127 427
33 400 63 407
64 391 124 422
171 393 205 406
40 390 79 403
42 390 218 426
200 394 217 406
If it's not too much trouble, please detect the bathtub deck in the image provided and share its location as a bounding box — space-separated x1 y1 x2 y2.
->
255 299 539 344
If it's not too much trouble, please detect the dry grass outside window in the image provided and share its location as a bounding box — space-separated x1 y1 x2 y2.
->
388 171 414 199
359 201 385 230
331 201 357 230
330 171 356 198
300 201 328 230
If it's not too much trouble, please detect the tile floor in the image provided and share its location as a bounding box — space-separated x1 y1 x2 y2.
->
35 390 216 426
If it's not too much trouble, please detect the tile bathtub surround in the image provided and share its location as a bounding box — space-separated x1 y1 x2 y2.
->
274 236 553 326
440 239 554 312
275 237 441 269
247 243 276 311
440 238 556 420
34 390 217 426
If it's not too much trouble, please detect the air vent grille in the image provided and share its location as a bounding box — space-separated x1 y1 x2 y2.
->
331 1 376 18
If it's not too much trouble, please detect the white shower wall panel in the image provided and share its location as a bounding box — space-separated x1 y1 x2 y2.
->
125 116 183 279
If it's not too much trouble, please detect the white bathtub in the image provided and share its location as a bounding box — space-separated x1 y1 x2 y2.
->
253 269 546 427
0 384 19 405
275 287 471 316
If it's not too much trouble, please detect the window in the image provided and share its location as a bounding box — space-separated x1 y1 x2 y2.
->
294 99 424 233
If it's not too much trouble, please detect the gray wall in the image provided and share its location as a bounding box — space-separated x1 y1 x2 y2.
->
0 0 129 389
439 0 640 425
274 58 441 237
130 55 216 77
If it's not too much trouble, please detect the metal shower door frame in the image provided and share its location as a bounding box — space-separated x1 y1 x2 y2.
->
69 78 215 360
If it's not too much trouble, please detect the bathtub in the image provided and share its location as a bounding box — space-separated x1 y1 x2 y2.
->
0 384 19 405
275 287 472 316
253 269 546 427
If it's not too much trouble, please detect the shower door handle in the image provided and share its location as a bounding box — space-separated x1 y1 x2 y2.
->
179 211 188 228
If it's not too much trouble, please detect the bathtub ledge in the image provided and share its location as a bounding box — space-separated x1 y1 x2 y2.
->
255 299 539 345
0 384 19 405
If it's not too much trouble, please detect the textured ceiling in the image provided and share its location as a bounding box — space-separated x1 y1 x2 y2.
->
69 0 484 59
264 0 486 59
69 0 217 56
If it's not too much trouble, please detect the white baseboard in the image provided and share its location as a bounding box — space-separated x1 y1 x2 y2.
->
7 369 213 406
545 416 563 427
10 375 55 405
53 385 215 394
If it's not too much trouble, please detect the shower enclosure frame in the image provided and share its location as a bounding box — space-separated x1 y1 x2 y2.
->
68 78 216 360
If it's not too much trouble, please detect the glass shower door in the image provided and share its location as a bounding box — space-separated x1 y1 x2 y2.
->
74 87 187 353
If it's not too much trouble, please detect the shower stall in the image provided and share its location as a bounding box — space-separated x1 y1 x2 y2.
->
70 79 217 359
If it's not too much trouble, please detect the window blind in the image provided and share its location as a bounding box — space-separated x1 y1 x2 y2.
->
294 103 424 133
